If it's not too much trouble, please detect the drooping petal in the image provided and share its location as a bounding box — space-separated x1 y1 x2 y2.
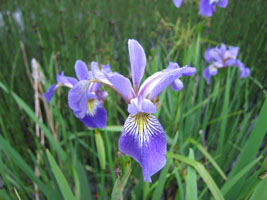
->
199 0 213 17
128 39 147 91
128 95 157 115
119 113 166 182
203 65 218 84
218 0 228 8
80 102 107 129
68 80 90 119
57 72 78 88
236 60 250 78
224 58 238 67
75 60 89 81
171 79 184 91
173 0 183 8
107 72 135 102
43 84 57 103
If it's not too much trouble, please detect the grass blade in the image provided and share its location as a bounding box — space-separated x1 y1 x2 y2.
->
46 150 75 200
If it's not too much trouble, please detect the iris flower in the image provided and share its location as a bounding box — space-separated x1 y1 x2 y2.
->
203 43 250 84
200 0 228 17
173 0 183 8
43 60 109 129
92 39 196 182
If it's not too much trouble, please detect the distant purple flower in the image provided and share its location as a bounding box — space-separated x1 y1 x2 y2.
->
200 0 228 17
173 0 183 8
93 39 196 182
43 60 109 129
203 43 250 84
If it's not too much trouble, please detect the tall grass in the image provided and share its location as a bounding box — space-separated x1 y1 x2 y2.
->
0 0 266 199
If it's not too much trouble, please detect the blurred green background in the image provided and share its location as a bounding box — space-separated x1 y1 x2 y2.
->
0 0 266 199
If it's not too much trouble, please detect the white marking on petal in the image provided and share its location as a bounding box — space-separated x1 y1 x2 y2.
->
87 99 100 116
123 113 162 147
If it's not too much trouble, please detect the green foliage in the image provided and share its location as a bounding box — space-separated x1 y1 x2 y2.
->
0 0 266 199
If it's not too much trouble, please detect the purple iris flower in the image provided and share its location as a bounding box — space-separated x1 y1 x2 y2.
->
200 0 228 17
92 39 196 182
203 43 250 84
173 0 183 8
43 60 109 129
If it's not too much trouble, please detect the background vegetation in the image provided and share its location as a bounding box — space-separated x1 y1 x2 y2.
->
0 0 266 199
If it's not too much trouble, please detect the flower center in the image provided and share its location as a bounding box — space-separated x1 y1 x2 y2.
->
209 66 217 73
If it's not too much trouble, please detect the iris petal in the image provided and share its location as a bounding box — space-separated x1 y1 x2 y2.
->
128 39 147 91
173 0 183 8
80 103 107 129
43 84 57 103
218 0 228 8
128 95 157 115
200 0 213 16
68 80 90 119
119 113 166 182
75 60 89 81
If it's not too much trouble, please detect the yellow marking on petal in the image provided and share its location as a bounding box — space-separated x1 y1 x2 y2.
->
87 99 98 116
133 113 150 142
209 66 217 73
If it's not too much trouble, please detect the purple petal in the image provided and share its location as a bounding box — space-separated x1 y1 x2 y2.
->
148 67 195 100
43 84 57 103
199 0 213 17
203 65 218 84
119 113 166 182
218 0 228 8
128 95 157 115
171 79 184 91
75 60 89 80
166 62 180 71
80 103 107 129
173 0 183 8
68 80 90 119
181 66 197 76
101 64 111 73
57 72 78 87
224 58 238 67
226 46 239 59
91 62 111 85
128 39 147 91
108 72 135 102
204 47 221 63
236 60 250 78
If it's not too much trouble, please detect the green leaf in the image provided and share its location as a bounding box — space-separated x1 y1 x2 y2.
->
249 179 267 200
95 132 106 170
46 150 75 200
186 149 198 200
187 138 227 180
111 161 132 200
221 156 262 195
166 152 224 200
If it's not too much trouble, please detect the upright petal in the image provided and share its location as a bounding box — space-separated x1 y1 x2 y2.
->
75 60 89 80
80 102 107 129
218 0 228 8
43 84 57 103
108 73 135 102
204 47 221 63
128 39 147 91
173 0 183 8
128 95 157 115
199 0 213 17
119 113 166 182
68 80 90 119
91 62 112 85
